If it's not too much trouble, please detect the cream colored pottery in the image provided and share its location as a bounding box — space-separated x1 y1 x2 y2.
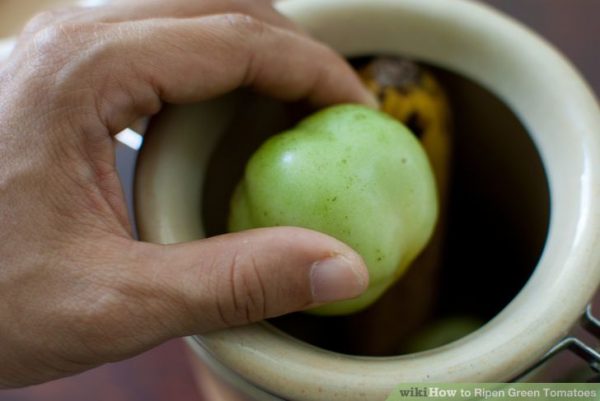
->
135 0 600 399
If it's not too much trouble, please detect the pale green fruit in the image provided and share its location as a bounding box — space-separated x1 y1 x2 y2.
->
228 104 438 315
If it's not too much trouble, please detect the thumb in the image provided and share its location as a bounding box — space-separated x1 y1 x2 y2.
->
135 227 368 335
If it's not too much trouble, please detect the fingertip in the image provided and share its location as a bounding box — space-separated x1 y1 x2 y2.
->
359 89 381 109
312 53 380 109
310 256 364 302
262 226 370 302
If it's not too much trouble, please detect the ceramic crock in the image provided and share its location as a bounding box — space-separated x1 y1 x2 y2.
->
4 0 596 400
134 0 600 400
2 0 600 399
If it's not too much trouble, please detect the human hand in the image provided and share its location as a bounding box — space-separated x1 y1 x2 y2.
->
0 0 372 387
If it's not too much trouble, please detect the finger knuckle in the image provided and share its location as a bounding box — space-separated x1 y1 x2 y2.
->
217 253 267 326
23 10 65 34
26 21 111 82
29 23 86 65
23 7 83 35
221 13 267 38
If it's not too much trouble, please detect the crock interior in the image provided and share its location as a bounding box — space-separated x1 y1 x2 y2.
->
200 62 550 357
136 0 600 393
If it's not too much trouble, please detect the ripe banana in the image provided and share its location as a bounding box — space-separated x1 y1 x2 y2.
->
345 56 453 355
358 56 452 200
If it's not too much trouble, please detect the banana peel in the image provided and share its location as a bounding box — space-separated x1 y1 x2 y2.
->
359 56 452 200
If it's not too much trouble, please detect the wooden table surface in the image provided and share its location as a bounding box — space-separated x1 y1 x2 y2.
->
1 1 599 400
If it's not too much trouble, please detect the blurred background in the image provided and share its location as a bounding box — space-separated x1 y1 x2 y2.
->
0 0 599 400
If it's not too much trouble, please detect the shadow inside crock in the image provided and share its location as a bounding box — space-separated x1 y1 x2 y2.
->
201 63 550 357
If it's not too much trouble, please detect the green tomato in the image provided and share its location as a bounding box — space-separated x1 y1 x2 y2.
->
228 104 438 315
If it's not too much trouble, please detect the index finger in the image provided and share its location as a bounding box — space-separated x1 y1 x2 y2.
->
80 15 376 133
22 0 303 37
